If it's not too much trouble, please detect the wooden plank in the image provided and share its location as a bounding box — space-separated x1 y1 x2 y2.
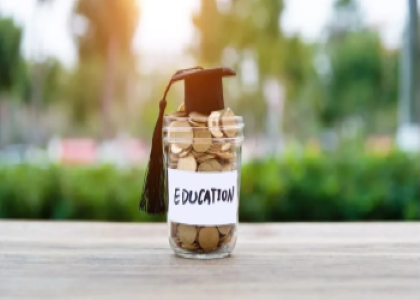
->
0 222 419 299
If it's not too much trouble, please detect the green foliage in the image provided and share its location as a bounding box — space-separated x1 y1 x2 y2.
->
0 165 163 222
313 0 400 131
241 151 419 221
0 17 23 95
0 152 417 221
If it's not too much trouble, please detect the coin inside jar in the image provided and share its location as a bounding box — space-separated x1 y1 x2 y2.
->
221 164 232 172
198 162 213 172
198 227 219 250
221 108 237 138
196 154 216 163
177 224 198 244
217 151 235 159
207 159 222 171
177 102 185 112
208 111 224 138
221 143 231 151
192 150 207 159
189 111 208 123
177 154 197 171
171 144 183 154
217 225 231 235
168 121 193 149
169 153 179 162
169 162 178 169
181 242 200 250
192 128 212 153
167 111 187 118
178 147 191 158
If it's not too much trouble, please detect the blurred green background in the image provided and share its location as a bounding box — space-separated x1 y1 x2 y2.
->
0 0 419 221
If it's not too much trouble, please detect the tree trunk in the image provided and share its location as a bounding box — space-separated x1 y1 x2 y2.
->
29 63 45 145
101 37 118 140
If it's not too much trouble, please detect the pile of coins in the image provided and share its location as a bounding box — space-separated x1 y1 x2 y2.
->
165 107 239 172
170 222 235 252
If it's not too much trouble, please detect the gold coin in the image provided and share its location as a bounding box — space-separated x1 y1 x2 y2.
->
177 224 198 244
167 111 187 118
218 234 228 243
198 162 213 172
177 103 185 112
189 120 206 127
177 154 197 171
217 151 235 159
198 227 219 250
218 233 231 247
207 143 222 153
207 159 222 171
221 143 231 151
189 111 208 123
228 155 237 164
181 242 200 250
172 236 181 247
193 128 212 152
192 151 206 159
169 153 179 162
217 225 231 235
170 144 183 154
208 111 224 138
197 154 216 163
178 147 191 158
221 108 237 138
211 143 222 149
221 164 232 172
168 121 193 149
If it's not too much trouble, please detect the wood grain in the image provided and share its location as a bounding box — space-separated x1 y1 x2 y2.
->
0 221 419 300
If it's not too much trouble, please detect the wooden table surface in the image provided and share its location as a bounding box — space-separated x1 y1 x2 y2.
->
0 221 419 300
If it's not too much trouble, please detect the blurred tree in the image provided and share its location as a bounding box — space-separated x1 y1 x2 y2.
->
315 0 399 133
192 0 314 138
0 17 25 146
192 0 226 66
0 17 23 95
73 0 140 139
59 60 103 131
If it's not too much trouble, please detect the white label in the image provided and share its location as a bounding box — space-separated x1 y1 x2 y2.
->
168 169 238 225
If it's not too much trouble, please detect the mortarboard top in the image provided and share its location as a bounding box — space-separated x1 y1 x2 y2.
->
170 67 236 114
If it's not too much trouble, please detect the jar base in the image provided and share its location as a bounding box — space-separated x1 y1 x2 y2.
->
174 251 231 260
170 238 233 259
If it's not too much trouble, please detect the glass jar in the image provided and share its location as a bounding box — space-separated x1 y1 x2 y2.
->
163 110 244 259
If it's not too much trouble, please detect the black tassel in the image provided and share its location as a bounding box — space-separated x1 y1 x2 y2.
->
139 86 171 214
139 67 203 214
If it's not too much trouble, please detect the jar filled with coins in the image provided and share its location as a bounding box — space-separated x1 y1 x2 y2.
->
164 106 243 259
139 67 243 259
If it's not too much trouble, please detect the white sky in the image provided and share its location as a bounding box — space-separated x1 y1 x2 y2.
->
0 0 413 69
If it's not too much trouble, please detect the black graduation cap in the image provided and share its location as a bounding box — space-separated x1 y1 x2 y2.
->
173 67 236 114
139 67 236 214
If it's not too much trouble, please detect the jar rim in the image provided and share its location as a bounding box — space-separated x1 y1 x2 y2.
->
163 115 243 124
162 124 244 131
164 136 244 144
